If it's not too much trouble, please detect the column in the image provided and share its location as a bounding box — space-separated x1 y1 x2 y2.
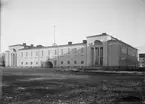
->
11 53 13 67
14 53 16 67
13 54 15 67
91 47 94 66
93 47 96 66
16 53 17 67
98 47 100 65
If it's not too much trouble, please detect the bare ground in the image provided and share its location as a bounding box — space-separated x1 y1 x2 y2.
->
0 68 144 104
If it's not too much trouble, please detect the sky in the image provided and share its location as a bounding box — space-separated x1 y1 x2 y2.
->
1 0 145 53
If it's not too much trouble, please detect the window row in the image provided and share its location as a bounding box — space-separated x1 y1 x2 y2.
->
21 60 84 65
60 60 84 64
21 48 84 57
21 62 38 65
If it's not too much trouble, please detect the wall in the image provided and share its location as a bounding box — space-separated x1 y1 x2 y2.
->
107 40 120 66
18 44 87 68
86 34 112 66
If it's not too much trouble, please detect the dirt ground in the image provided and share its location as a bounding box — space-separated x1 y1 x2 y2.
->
0 68 144 104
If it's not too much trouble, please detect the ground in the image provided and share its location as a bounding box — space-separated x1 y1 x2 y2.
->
0 68 144 104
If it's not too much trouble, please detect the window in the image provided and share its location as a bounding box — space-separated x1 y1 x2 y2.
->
26 62 28 65
54 60 57 65
36 51 38 56
21 62 23 65
26 52 28 56
74 60 77 64
55 50 57 55
42 50 43 56
68 48 70 54
81 61 84 64
31 51 33 56
67 61 70 64
48 50 50 56
36 62 38 65
74 48 77 54
61 61 63 64
31 62 33 65
81 47 83 53
21 52 23 57
61 49 63 55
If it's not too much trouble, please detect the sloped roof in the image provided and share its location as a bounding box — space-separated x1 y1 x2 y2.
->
19 43 85 51
9 44 23 47
86 33 108 38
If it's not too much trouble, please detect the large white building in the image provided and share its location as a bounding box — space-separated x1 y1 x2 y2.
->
5 33 138 68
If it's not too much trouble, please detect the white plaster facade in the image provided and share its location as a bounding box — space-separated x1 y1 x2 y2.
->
5 33 138 68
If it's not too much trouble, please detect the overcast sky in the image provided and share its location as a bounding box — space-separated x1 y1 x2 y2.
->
1 0 145 53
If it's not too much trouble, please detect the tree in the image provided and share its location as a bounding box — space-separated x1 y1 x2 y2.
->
0 53 5 67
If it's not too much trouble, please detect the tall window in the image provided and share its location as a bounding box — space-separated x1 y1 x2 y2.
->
42 50 43 56
67 61 70 64
21 52 23 57
48 50 50 56
36 51 38 56
54 60 57 66
31 51 33 56
61 61 63 64
81 47 83 53
61 49 63 56
74 48 77 54
68 48 70 54
74 60 77 64
55 50 57 55
26 52 28 56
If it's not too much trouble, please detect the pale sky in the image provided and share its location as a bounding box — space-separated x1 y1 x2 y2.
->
1 0 145 53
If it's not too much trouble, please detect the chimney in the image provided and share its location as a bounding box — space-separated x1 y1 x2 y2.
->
68 42 72 45
102 33 107 35
30 44 34 48
23 43 27 48
36 45 43 48
83 40 87 44
23 43 26 46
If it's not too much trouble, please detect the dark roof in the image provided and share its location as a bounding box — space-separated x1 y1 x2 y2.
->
9 44 23 47
19 43 85 51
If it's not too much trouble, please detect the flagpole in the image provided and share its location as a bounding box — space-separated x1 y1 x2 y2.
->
54 25 55 44
0 1 2 54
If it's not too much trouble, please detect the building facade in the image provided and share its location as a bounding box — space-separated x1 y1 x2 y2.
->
139 53 145 68
5 33 138 68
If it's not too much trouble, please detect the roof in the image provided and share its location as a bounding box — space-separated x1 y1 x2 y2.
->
110 36 138 50
86 33 108 38
19 43 86 51
9 44 23 47
87 33 137 50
